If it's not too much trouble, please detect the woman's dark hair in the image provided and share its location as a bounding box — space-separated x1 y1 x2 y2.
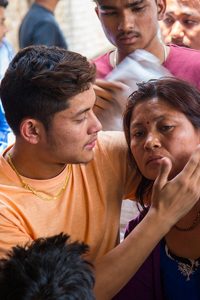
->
123 77 200 208
0 45 96 135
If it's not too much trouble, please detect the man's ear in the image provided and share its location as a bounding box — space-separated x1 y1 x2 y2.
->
20 119 42 144
157 0 166 21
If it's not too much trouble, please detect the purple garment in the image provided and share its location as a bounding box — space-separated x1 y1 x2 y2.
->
113 212 163 300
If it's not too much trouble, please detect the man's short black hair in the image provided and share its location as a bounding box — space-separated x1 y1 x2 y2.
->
0 45 96 135
0 233 95 299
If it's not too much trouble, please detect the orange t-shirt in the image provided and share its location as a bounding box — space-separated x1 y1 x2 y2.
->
0 131 139 260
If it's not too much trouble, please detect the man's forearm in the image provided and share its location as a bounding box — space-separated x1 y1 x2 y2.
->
94 208 168 299
94 147 200 299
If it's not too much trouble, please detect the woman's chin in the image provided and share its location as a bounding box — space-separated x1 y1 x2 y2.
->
144 172 158 181
145 169 179 182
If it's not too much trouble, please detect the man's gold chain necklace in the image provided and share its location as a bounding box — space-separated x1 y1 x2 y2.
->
7 154 71 201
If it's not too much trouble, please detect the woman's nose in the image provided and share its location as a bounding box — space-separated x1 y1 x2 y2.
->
144 134 161 151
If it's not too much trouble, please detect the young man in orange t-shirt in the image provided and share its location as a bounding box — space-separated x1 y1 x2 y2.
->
0 45 200 299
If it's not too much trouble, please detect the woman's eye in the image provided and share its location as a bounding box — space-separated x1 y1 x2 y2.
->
160 125 174 132
132 131 145 138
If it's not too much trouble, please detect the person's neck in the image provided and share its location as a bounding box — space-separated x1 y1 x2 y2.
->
174 199 200 230
35 0 58 13
116 40 169 65
6 143 67 180
144 39 169 64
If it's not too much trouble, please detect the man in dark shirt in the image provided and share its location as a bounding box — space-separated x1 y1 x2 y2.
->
19 0 68 49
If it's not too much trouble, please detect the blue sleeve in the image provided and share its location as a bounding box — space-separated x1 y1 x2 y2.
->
0 102 11 152
32 21 66 47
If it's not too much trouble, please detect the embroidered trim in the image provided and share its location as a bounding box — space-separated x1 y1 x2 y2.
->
165 244 200 281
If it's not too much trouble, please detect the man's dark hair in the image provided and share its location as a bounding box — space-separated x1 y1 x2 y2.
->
0 233 95 300
0 45 96 135
0 0 8 8
123 77 200 209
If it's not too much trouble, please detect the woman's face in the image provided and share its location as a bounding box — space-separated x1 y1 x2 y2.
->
130 97 200 180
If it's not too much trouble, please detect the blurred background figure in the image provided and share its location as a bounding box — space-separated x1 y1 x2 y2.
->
5 0 112 60
19 0 68 49
159 0 200 49
0 0 14 152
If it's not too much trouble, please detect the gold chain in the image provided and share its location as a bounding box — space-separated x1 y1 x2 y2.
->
7 154 71 201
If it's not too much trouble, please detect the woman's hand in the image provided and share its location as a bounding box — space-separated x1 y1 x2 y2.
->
150 145 200 231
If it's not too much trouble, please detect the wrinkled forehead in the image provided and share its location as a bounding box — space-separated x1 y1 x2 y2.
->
166 0 200 9
181 0 200 7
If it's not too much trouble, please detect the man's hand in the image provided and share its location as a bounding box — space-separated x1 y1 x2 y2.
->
93 79 131 130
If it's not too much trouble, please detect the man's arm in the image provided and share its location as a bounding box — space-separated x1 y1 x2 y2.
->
0 147 199 299
0 211 33 257
94 149 200 299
